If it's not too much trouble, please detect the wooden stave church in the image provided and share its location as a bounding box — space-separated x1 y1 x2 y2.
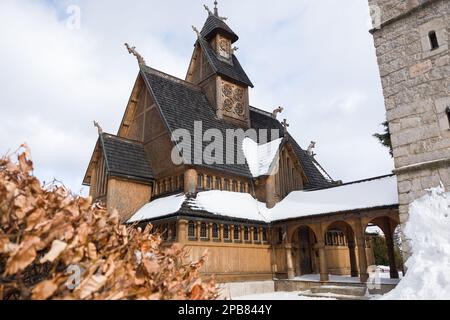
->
83 4 398 283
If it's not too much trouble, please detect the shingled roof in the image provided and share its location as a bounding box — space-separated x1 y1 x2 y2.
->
198 37 253 88
200 14 239 43
140 66 332 188
100 133 154 183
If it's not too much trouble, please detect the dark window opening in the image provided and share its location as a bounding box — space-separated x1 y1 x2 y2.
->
429 31 439 50
188 221 196 238
253 227 259 241
223 225 230 239
233 225 240 240
206 176 212 190
200 222 208 238
215 178 221 190
244 226 249 241
224 179 230 191
197 175 203 190
278 228 283 244
240 183 245 193
262 227 268 242
171 223 177 240
212 223 219 239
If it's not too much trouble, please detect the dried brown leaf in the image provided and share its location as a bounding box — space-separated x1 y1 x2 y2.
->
32 280 58 300
40 240 67 264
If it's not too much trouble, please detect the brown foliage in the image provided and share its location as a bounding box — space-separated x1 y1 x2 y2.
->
0 145 217 300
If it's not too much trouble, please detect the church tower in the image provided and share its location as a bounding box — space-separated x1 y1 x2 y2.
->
369 0 450 258
186 1 254 127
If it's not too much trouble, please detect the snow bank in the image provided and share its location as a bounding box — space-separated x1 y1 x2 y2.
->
128 194 185 223
382 186 450 300
242 138 283 178
191 190 272 222
271 176 398 221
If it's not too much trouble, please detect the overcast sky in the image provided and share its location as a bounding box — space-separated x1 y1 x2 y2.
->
0 0 394 194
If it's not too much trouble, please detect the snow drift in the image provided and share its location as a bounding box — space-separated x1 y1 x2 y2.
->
383 186 450 300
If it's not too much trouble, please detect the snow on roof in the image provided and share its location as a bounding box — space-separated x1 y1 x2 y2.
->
242 137 283 178
271 175 398 221
190 190 272 222
128 193 185 223
128 175 398 224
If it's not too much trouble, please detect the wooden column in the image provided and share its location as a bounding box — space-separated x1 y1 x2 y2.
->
285 244 295 279
348 239 359 277
355 219 369 282
219 224 224 242
318 241 329 282
177 220 188 244
195 221 200 241
383 218 399 279
208 223 213 241
184 168 198 194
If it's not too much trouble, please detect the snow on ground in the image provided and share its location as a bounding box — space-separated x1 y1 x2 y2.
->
271 175 398 221
382 186 450 300
242 137 283 178
128 193 185 223
233 292 336 300
191 191 272 222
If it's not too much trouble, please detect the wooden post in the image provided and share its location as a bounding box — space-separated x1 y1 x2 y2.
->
384 218 400 279
348 239 359 277
355 219 369 282
177 220 188 244
285 244 295 279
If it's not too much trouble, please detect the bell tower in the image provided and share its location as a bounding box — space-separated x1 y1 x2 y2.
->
186 1 254 127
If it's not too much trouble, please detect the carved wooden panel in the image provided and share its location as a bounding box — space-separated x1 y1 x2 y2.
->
218 79 248 122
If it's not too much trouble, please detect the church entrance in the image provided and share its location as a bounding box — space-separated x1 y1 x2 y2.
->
296 226 316 275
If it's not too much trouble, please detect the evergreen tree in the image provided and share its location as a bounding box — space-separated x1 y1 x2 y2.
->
373 121 393 157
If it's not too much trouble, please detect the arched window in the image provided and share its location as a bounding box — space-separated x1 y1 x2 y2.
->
206 176 212 190
188 221 196 239
262 227 268 242
233 225 240 241
253 227 259 242
223 225 230 240
212 223 219 239
429 31 439 50
244 226 249 241
200 222 208 239
197 175 203 190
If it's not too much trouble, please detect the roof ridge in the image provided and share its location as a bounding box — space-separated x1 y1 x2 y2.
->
140 65 201 91
306 174 395 192
249 106 275 118
101 132 144 145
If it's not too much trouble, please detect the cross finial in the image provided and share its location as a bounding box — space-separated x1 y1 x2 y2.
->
282 119 290 133
214 1 219 16
124 43 146 66
93 121 103 135
192 26 201 38
203 4 213 15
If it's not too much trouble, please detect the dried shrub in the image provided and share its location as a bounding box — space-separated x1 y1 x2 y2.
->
0 145 217 300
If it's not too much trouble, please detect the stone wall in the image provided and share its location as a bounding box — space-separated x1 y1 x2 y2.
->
369 0 450 257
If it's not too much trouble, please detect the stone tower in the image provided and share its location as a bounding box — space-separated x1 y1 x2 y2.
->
368 0 450 257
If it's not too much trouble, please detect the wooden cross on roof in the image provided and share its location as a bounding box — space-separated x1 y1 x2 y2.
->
282 119 289 133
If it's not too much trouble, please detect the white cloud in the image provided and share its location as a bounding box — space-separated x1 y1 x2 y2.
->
0 0 394 193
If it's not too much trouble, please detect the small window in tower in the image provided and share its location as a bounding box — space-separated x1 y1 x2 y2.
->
429 31 439 50
446 107 450 128
197 175 203 190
